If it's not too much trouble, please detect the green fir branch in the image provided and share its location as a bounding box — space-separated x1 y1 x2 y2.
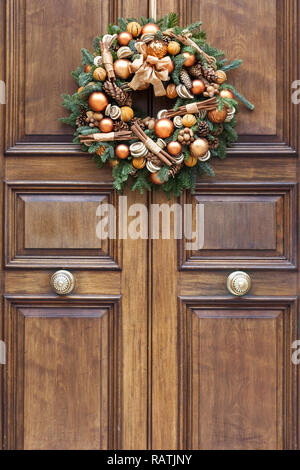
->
81 48 94 66
221 59 243 72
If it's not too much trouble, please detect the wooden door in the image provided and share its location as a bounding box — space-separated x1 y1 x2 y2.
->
1 0 299 451
1 0 150 450
151 0 300 451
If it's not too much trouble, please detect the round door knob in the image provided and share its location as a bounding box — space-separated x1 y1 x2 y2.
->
227 271 251 296
50 270 75 296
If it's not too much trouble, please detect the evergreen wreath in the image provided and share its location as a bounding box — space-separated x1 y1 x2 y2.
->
60 13 254 197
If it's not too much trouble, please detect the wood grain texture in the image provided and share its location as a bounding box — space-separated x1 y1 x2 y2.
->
179 182 297 270
121 188 149 449
188 0 299 156
3 296 121 450
178 297 298 450
151 192 179 450
5 0 113 153
5 182 121 269
5 271 121 295
0 0 5 449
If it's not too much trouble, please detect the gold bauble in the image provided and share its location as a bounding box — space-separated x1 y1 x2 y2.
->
219 89 234 100
147 40 168 59
191 79 205 95
167 141 182 156
166 83 178 99
167 41 181 56
115 144 130 159
99 117 114 133
182 52 196 67
132 157 146 169
84 65 92 73
88 92 109 112
117 31 133 46
182 114 197 128
184 155 198 167
121 106 134 122
150 172 165 185
113 59 132 80
207 108 227 123
141 23 160 35
127 22 142 37
216 70 227 84
154 118 174 139
190 138 209 158
78 86 84 94
93 67 107 82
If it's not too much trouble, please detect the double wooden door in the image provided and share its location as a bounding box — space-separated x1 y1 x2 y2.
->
1 0 299 450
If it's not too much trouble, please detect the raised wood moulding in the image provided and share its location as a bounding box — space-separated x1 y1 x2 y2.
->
4 181 122 269
179 182 298 270
177 296 299 450
2 295 122 450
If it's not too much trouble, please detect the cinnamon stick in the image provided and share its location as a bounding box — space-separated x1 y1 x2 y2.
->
131 124 176 167
165 97 218 118
100 41 116 81
163 30 217 68
79 130 133 143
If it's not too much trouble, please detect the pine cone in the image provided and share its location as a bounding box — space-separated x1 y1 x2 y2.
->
197 121 210 137
208 137 219 149
147 153 163 167
201 65 218 83
131 117 146 130
113 120 129 131
189 63 218 83
103 81 129 106
168 163 183 178
76 108 87 128
180 68 192 90
189 63 203 79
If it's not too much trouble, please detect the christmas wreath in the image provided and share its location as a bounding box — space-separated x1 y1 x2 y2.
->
60 13 254 197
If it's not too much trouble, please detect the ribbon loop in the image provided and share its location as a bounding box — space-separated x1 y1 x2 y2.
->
128 42 171 96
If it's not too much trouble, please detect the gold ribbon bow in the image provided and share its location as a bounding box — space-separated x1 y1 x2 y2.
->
128 42 171 97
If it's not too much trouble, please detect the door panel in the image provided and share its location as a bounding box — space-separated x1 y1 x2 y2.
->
190 0 298 156
180 182 297 270
1 0 299 451
3 296 121 450
178 298 298 450
2 0 150 450
151 0 299 451
5 182 121 268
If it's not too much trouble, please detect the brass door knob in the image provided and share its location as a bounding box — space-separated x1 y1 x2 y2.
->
50 270 75 296
227 271 251 296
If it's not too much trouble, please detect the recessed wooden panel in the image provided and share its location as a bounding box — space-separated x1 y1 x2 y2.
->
5 0 113 154
178 297 298 450
2 295 121 450
179 182 297 270
5 182 122 268
188 0 298 156
23 195 105 249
